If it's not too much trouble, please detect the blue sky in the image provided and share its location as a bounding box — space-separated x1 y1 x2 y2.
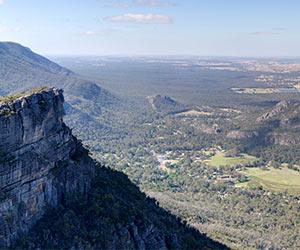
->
0 0 300 56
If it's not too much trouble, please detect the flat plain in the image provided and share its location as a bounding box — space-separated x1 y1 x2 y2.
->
204 151 258 167
237 167 300 194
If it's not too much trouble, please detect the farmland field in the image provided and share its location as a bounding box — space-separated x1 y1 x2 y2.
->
237 167 300 194
204 151 257 167
175 109 213 117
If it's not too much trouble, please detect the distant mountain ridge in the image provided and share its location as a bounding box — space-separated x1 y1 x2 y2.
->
0 41 116 104
0 42 71 74
0 41 122 137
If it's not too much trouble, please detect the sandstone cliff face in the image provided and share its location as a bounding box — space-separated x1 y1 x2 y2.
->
0 88 94 247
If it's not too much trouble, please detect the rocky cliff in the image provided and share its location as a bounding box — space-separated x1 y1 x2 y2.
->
0 88 226 249
0 88 95 247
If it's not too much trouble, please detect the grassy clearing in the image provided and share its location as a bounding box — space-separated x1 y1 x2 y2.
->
204 151 257 167
236 167 300 195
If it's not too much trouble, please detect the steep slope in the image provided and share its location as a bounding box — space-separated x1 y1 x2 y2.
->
0 41 118 110
236 100 300 145
0 88 227 249
0 88 95 247
0 42 71 93
256 100 300 146
226 100 300 163
15 166 227 250
0 41 125 143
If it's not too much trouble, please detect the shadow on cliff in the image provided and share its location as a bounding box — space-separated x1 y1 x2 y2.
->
14 157 228 250
0 87 227 249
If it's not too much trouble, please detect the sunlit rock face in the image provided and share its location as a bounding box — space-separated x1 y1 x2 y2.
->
0 88 94 247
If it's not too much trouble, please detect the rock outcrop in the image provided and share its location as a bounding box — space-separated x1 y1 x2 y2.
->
228 100 300 149
256 100 300 125
147 95 187 114
0 88 95 247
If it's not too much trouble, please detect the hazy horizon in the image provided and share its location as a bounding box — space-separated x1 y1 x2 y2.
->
48 54 300 59
1 0 300 57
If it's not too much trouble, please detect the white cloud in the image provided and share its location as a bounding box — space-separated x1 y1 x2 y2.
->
105 13 172 24
110 0 175 8
111 2 131 8
134 0 175 7
0 0 4 5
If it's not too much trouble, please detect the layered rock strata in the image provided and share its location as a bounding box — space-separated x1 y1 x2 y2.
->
0 88 94 247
